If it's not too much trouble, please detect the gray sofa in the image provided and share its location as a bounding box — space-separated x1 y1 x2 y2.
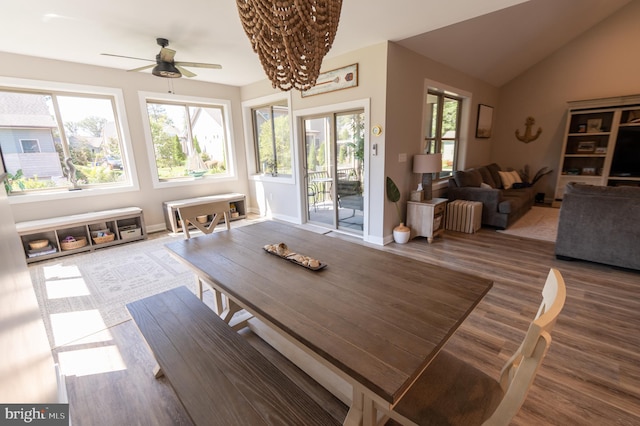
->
556 183 640 271
447 163 535 229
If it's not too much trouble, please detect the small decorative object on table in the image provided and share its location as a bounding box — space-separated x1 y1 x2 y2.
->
263 242 326 271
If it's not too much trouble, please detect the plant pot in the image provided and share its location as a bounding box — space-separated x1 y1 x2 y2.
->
393 223 410 244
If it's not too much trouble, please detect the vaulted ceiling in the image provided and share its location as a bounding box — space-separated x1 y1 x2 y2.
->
0 0 631 87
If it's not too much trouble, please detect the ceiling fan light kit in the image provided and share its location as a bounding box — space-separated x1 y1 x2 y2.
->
236 0 343 91
102 37 221 79
152 61 181 78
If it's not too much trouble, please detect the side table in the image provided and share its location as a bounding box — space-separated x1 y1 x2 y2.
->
406 198 448 243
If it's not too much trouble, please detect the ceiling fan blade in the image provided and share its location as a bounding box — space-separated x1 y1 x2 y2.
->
175 61 222 69
101 53 154 62
175 65 196 78
160 47 176 63
127 64 155 73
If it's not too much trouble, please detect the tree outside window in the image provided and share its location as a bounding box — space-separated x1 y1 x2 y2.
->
252 102 291 176
424 91 461 179
146 101 229 180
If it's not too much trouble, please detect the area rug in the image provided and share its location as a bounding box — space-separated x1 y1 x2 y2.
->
29 233 199 348
496 206 560 242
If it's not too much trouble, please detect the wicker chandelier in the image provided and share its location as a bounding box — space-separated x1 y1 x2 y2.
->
236 0 343 91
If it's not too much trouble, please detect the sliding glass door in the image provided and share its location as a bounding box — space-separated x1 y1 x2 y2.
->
303 110 364 234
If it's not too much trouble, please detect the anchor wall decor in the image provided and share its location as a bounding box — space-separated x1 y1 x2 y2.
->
515 116 542 143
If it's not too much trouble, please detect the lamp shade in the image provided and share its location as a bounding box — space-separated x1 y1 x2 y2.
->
413 153 443 174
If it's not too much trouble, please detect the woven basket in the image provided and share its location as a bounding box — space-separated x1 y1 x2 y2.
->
61 236 88 251
92 233 115 244
29 239 49 250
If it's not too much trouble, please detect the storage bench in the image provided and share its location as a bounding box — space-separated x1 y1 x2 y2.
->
16 207 146 263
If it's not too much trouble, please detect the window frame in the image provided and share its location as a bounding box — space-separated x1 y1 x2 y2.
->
424 89 462 180
0 76 139 205
421 80 472 184
241 92 295 184
138 91 237 189
20 139 41 153
252 102 291 177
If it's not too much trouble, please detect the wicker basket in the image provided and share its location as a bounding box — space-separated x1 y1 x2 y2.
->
29 239 50 250
60 236 88 251
92 233 115 244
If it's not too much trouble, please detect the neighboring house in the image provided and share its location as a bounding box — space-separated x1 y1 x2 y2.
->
0 92 63 179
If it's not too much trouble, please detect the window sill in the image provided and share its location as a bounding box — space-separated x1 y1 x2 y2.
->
6 183 140 205
249 173 295 184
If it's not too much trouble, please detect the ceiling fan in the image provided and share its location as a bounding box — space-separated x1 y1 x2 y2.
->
101 38 222 78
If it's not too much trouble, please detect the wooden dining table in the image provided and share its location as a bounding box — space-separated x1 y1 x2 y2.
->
164 220 493 425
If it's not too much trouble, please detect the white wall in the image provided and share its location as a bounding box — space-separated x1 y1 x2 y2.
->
492 0 640 200
1 52 249 230
385 43 500 238
0 185 58 402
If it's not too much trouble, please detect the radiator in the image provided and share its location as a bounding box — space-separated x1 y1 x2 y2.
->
446 200 482 233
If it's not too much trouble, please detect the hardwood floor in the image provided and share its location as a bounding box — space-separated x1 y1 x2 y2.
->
53 226 640 425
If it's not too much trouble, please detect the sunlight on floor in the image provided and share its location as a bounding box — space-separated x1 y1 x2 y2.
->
50 310 112 347
43 263 82 279
57 345 126 377
45 277 90 299
43 263 92 299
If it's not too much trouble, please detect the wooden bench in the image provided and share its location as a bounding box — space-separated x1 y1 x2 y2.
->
126 286 341 426
163 193 246 233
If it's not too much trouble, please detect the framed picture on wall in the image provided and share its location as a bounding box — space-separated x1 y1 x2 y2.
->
476 104 493 138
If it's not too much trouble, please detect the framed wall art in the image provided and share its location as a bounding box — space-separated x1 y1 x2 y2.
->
476 104 493 138
301 64 358 97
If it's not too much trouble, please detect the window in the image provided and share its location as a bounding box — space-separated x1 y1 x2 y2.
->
0 88 130 194
424 90 462 179
20 139 41 153
252 101 291 176
144 98 231 181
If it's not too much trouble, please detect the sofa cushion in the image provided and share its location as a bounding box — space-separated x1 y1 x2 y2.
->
566 183 640 199
498 200 512 213
454 169 483 187
476 166 497 188
486 163 503 188
498 170 522 190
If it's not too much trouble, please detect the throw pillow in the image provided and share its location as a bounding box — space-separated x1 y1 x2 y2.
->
486 163 503 188
477 166 497 188
454 169 483 187
480 182 492 189
498 170 522 190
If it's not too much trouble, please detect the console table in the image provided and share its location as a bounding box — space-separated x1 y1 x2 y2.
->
406 198 447 243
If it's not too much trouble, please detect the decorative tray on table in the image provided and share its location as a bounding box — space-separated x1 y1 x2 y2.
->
263 242 327 271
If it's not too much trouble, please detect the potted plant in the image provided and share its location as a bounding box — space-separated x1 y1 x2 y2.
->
386 177 410 244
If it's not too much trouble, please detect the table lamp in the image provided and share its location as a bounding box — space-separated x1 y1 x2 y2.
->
413 153 443 201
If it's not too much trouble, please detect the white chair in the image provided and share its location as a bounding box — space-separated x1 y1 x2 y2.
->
177 201 230 240
177 202 230 314
381 268 567 426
